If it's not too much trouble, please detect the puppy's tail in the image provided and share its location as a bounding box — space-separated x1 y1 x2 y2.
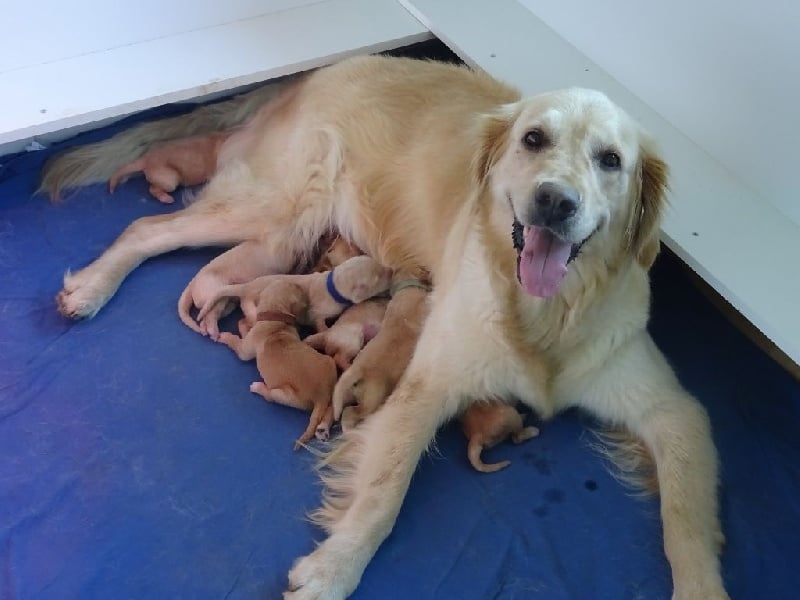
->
177 282 204 334
467 439 511 473
109 158 146 193
294 397 331 451
38 77 295 201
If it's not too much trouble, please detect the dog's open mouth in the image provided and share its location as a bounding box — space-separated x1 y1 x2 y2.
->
512 218 591 298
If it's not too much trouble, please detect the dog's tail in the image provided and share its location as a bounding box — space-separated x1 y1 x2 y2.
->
467 439 511 473
38 78 295 201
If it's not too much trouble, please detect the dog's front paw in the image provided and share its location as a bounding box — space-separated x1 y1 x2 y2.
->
56 269 117 319
285 538 363 600
672 574 729 600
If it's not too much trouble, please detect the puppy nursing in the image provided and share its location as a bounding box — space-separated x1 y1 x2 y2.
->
109 132 228 203
334 282 430 430
202 254 392 445
215 280 337 447
305 298 388 370
183 254 390 338
460 401 539 473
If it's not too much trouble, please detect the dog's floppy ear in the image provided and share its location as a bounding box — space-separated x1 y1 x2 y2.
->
626 140 669 269
472 103 517 186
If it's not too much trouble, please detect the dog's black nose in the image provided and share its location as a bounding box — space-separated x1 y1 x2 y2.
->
532 182 580 225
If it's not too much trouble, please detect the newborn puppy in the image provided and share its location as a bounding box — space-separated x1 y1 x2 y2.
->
216 280 337 447
460 401 539 473
191 255 391 337
305 298 388 370
311 235 363 273
333 280 429 430
178 239 282 339
109 132 228 203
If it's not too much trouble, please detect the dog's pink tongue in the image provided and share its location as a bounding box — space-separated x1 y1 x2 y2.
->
518 226 572 297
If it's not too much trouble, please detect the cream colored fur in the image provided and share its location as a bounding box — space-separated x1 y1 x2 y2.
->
43 55 726 600
187 254 391 336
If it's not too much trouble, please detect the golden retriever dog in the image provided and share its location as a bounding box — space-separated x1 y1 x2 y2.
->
460 400 540 473
42 54 727 599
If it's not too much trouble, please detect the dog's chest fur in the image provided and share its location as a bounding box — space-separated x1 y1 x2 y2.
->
425 217 651 417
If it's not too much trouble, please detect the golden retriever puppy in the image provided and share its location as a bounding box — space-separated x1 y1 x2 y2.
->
331 282 429 428
311 235 363 273
216 280 337 447
460 401 539 473
45 55 727 599
109 133 228 203
304 297 387 370
184 255 391 338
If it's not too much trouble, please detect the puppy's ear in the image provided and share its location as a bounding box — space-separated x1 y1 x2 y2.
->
305 332 326 350
472 104 517 186
626 141 669 269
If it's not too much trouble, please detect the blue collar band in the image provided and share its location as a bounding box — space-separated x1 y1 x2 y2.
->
326 270 353 306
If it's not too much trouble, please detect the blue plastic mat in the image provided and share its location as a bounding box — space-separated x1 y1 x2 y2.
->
1 102 798 600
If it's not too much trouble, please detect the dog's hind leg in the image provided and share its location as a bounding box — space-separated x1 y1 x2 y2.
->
57 201 264 319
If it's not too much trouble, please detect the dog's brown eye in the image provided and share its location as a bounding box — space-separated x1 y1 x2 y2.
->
599 151 621 170
523 129 546 151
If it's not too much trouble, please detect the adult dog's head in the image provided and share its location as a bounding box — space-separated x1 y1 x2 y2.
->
475 88 668 298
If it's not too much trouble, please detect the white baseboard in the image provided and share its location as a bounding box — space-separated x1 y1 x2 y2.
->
0 0 431 150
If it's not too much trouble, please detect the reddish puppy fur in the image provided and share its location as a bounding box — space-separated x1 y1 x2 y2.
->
109 132 228 203
305 298 388 370
186 255 391 338
311 235 363 273
216 279 337 447
460 402 539 473
334 284 429 430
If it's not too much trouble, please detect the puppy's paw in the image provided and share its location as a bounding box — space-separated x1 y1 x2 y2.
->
315 424 330 442
199 303 227 340
285 539 362 600
250 381 270 400
56 269 117 319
